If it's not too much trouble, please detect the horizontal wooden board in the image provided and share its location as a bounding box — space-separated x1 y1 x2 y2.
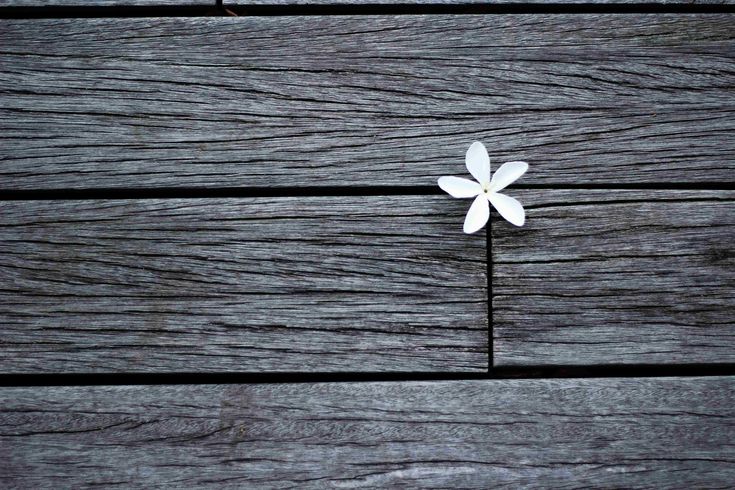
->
0 0 211 5
0 195 487 373
1 377 733 487
493 190 735 366
1 15 733 190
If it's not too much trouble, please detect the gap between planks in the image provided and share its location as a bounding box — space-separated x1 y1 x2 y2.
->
2 184 735 202
1 3 735 17
3 364 735 387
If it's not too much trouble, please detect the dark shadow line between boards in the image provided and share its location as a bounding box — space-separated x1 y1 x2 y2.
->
1 182 734 201
487 219 494 371
1 3 734 18
1 364 735 386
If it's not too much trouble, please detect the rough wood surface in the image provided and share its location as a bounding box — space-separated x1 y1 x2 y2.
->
1 15 733 190
0 0 210 5
493 189 735 366
1 377 733 488
0 195 487 373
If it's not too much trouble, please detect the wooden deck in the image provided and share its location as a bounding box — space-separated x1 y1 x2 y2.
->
1 1 734 487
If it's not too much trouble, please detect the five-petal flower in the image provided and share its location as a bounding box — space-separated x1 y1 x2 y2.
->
438 141 528 234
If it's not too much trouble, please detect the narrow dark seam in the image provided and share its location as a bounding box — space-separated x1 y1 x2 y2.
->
1 3 734 19
1 364 735 386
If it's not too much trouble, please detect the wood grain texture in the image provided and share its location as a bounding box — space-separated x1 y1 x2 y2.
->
0 0 210 5
0 195 487 373
1 377 733 488
493 189 735 366
1 15 733 190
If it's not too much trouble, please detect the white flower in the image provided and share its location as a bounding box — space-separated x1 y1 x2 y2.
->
438 141 528 234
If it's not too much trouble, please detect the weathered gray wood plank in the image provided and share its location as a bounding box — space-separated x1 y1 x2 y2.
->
1 15 733 190
0 0 210 5
0 195 487 373
493 190 735 366
1 377 733 488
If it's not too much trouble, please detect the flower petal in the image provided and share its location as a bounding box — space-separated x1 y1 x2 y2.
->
465 141 491 185
438 176 483 198
488 192 525 227
490 161 528 192
463 194 490 234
